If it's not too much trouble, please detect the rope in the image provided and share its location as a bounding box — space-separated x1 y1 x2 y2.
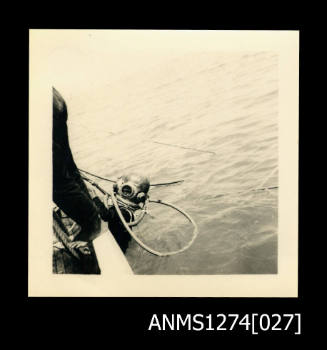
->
213 167 279 198
214 185 278 198
68 119 214 155
53 210 80 260
151 180 184 186
79 169 115 183
78 168 184 186
80 175 107 195
149 140 216 155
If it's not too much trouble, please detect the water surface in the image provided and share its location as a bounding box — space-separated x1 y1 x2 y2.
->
67 51 278 274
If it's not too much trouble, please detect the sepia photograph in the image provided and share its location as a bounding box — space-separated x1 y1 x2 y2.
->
29 30 298 296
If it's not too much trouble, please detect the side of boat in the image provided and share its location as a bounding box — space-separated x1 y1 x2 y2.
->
93 232 133 275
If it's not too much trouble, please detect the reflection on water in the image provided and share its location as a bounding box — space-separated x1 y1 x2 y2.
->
67 51 278 274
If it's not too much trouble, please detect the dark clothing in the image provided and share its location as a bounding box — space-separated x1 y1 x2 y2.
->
52 87 131 254
52 87 100 241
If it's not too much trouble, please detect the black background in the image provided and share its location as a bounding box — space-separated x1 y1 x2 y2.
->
12 13 313 340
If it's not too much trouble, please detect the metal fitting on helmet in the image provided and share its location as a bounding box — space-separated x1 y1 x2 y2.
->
115 173 150 205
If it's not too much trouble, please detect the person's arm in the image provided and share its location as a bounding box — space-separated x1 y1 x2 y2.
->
84 183 111 222
52 87 103 242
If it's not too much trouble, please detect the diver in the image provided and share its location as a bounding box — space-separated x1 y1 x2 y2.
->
52 87 102 255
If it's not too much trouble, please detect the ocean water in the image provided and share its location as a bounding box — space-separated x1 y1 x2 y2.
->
66 51 278 274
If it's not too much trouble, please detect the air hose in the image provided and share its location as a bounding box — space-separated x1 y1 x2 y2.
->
107 194 147 227
107 186 199 257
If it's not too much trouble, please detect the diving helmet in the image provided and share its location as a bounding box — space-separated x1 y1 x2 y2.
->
113 173 150 206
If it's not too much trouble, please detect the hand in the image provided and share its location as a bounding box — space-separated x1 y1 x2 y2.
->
70 241 91 255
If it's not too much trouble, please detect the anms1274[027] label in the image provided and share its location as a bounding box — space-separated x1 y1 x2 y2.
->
147 313 301 334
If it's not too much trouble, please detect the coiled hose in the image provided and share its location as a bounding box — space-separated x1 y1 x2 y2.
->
107 186 199 257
